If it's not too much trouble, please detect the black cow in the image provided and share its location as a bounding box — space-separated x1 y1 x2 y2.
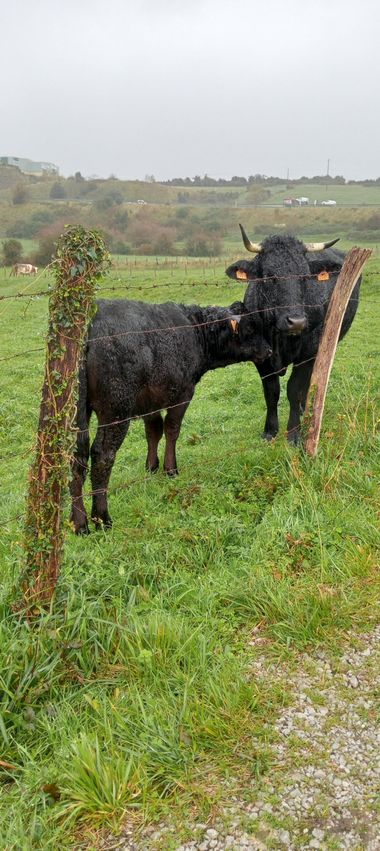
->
226 226 361 443
70 298 271 534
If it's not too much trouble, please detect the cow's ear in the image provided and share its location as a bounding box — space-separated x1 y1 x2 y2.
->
306 250 344 278
225 265 248 281
229 316 241 335
225 259 255 281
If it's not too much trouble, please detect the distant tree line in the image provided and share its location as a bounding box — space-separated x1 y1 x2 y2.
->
163 173 380 187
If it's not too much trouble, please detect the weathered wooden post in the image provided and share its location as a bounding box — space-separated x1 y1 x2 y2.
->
304 246 372 457
22 226 110 611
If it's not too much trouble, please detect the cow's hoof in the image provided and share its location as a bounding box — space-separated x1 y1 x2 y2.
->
262 431 277 441
287 431 301 446
146 459 159 473
75 522 90 536
165 467 179 477
70 513 90 535
92 514 113 530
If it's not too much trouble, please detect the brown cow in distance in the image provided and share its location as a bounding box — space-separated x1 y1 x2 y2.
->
11 263 38 276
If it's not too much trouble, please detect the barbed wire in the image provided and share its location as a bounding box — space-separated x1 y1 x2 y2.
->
1 264 379 303
0 424 319 529
0 290 371 363
0 261 377 486
2 399 378 532
0 350 358 468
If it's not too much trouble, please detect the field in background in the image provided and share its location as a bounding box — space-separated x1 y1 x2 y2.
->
259 182 380 206
0 257 379 848
2 165 380 266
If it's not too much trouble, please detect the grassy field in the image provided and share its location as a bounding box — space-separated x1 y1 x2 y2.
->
262 183 380 206
0 254 379 849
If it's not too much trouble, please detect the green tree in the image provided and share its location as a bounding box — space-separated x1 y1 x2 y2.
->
2 238 23 266
12 184 29 205
49 181 67 199
32 223 68 266
185 234 222 257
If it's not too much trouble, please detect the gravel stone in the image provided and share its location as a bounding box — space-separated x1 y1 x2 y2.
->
99 625 380 851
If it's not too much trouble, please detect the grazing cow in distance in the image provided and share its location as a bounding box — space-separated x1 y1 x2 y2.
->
11 263 38 276
226 225 361 444
70 298 272 534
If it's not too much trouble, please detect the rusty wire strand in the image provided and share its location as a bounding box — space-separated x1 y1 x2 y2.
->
0 265 379 303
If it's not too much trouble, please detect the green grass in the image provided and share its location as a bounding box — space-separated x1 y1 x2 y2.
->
265 182 380 206
0 256 379 848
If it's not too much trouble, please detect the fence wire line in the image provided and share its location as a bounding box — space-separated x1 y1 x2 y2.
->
0 422 323 528
0 293 368 364
0 263 55 312
1 266 379 303
2 404 379 531
0 354 326 468
2 354 378 525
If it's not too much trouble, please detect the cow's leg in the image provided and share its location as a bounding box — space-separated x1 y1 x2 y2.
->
286 360 314 444
70 411 91 535
260 373 281 440
163 402 190 476
90 421 129 529
144 413 164 472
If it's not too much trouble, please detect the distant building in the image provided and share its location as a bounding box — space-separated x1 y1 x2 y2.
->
0 156 59 176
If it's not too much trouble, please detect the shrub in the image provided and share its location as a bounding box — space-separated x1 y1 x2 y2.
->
12 184 29 205
185 234 222 256
95 191 124 211
110 240 130 255
153 235 176 256
49 182 67 199
2 238 23 265
32 221 69 266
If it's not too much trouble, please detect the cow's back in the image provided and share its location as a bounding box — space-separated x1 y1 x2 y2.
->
85 300 202 416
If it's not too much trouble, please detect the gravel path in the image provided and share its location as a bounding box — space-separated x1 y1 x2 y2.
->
100 625 380 851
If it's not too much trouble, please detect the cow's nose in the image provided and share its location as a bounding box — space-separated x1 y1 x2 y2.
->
286 316 307 333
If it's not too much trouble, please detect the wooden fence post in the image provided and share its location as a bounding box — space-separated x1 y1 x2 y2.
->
22 227 110 611
304 246 372 457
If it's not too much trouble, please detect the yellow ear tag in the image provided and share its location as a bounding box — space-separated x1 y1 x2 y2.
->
317 271 330 281
230 319 239 334
236 269 248 280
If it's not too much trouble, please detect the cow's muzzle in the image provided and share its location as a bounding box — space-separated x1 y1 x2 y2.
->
285 315 307 335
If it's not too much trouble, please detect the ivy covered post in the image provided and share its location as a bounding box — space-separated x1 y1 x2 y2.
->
23 227 110 611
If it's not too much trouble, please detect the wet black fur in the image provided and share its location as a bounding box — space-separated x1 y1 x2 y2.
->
70 299 271 533
226 234 361 443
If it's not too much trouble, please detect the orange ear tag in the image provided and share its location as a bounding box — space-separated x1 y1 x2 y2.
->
317 271 330 281
230 319 239 334
236 270 248 280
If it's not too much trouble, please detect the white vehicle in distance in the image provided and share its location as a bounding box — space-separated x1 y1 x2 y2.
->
321 199 337 206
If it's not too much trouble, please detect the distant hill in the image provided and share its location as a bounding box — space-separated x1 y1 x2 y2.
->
1 167 380 258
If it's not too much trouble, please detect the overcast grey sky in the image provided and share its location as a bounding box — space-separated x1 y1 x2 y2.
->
2 0 379 181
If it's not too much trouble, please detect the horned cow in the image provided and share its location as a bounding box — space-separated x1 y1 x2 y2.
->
226 226 361 443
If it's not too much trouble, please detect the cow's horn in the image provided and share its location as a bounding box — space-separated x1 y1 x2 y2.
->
304 238 340 252
239 223 262 253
